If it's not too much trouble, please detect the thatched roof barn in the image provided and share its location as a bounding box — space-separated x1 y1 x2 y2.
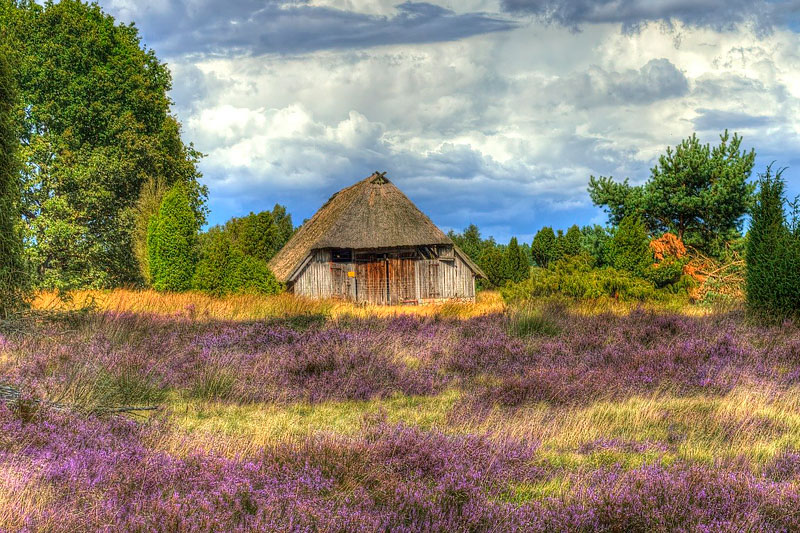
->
269 172 485 304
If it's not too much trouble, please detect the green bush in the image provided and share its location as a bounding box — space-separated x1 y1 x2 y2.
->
502 254 662 303
147 185 199 292
193 230 283 296
531 227 558 268
610 215 652 276
503 237 530 283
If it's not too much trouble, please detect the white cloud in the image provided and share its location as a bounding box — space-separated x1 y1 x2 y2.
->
96 0 800 240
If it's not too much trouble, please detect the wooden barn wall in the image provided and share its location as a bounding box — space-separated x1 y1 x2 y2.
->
292 250 355 300
416 254 475 300
291 248 475 303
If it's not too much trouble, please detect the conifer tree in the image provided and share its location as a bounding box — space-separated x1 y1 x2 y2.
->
503 237 529 283
531 227 558 268
147 185 198 292
479 245 506 288
562 225 583 257
746 166 800 315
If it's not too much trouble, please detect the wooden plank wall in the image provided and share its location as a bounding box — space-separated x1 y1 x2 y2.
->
292 248 475 303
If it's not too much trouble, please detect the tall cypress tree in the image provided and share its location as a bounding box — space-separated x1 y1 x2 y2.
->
503 237 529 283
0 49 27 316
147 185 198 292
531 227 557 268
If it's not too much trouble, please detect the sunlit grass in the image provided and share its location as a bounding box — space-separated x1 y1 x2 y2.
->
32 289 506 320
160 389 461 457
474 386 800 468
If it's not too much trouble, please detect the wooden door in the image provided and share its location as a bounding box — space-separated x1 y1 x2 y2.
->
388 258 416 304
329 264 353 300
356 260 389 305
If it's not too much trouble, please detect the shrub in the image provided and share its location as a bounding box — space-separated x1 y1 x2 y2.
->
561 224 583 257
147 185 198 292
502 254 661 302
194 231 283 296
610 215 653 276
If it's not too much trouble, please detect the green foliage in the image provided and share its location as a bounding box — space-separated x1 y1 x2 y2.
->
131 177 167 286
531 226 558 268
610 215 652 276
447 224 485 264
746 166 800 316
580 225 614 267
502 255 661 303
147 185 198 292
193 222 283 297
561 225 583 257
502 237 529 284
220 205 294 264
644 257 687 289
589 131 755 256
479 245 506 288
0 47 28 315
1 0 206 289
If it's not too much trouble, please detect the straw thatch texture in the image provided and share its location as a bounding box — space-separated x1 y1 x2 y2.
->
269 172 483 281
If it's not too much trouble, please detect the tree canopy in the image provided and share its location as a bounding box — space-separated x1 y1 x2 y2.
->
0 46 28 315
589 131 755 255
0 0 206 289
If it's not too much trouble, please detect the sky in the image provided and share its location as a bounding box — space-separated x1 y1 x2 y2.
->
97 0 800 243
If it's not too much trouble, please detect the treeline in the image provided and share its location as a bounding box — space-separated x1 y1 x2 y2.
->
146 184 291 296
0 0 291 307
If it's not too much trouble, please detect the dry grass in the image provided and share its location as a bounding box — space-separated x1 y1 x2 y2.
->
32 289 506 321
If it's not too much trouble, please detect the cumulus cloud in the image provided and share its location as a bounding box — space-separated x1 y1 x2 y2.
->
500 0 800 34
93 0 800 240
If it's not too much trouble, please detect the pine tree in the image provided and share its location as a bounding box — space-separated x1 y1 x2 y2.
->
610 215 652 276
147 185 198 292
0 50 27 316
531 227 558 268
503 237 529 283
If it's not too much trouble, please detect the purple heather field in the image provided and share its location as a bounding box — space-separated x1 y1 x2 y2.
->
2 306 800 531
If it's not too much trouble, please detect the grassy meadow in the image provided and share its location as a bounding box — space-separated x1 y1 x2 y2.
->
1 291 800 530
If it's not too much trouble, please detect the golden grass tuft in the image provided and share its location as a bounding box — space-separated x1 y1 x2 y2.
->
32 289 506 321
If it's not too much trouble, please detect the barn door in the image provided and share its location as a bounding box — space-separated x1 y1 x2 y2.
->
418 260 440 299
329 264 353 300
356 260 389 305
387 258 416 304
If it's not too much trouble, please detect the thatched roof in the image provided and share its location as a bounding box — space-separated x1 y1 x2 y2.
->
269 172 485 281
